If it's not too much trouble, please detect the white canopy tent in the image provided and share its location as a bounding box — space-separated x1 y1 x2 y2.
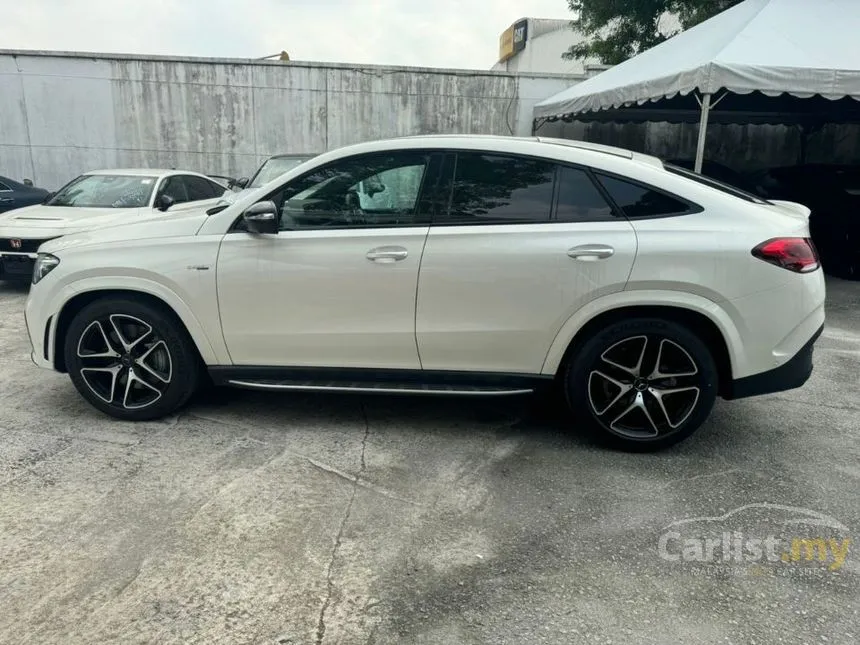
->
534 0 860 172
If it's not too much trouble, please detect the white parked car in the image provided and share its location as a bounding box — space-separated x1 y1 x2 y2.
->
0 169 228 280
24 136 825 450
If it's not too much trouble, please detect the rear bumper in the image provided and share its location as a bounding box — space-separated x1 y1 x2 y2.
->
726 325 823 399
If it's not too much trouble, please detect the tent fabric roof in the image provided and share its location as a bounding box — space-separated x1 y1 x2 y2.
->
534 0 860 119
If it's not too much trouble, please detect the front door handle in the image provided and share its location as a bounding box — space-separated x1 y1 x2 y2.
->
567 244 615 261
366 246 408 263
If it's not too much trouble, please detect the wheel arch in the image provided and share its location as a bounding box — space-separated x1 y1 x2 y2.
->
542 293 741 398
52 287 219 373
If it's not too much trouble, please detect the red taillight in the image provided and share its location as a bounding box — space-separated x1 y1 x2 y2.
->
751 237 820 273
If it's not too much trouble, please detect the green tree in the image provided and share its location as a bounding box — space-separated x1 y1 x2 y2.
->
563 0 743 65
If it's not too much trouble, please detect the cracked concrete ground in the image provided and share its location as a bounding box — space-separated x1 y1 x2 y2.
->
0 278 858 645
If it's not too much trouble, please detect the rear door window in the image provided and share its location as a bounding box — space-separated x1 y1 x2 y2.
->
441 153 555 224
554 166 615 222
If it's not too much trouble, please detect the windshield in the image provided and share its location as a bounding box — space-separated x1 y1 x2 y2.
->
249 156 313 188
47 174 157 208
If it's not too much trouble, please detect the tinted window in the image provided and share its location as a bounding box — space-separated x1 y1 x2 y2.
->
444 153 554 224
185 176 220 201
269 153 430 230
555 166 615 222
597 174 691 218
158 176 189 204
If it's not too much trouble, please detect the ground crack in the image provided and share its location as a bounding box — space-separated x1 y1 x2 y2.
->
315 403 370 645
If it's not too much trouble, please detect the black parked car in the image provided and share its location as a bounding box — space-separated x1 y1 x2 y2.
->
0 175 49 213
750 164 860 279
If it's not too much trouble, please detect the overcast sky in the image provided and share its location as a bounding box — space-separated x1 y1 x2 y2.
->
1 0 572 69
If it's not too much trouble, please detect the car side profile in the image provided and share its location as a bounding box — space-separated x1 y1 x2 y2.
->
0 169 228 280
24 136 825 450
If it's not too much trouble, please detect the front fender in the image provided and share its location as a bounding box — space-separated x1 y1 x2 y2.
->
45 275 227 367
540 290 745 378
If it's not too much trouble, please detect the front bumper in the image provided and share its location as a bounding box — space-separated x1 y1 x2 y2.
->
24 290 56 370
726 325 823 399
0 253 36 281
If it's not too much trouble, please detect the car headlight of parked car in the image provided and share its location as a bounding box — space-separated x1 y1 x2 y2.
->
32 253 60 284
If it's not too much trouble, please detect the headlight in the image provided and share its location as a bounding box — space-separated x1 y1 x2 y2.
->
32 253 60 285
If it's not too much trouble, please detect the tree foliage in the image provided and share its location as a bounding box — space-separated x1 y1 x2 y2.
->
563 0 743 65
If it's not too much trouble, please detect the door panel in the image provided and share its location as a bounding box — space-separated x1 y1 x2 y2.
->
217 227 429 368
415 222 637 374
216 150 443 369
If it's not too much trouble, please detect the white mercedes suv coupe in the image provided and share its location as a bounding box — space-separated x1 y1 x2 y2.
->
24 136 825 450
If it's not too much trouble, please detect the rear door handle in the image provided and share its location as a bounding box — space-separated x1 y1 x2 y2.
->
366 246 408 263
567 244 615 261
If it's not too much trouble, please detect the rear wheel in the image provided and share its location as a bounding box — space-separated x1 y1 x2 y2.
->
565 318 718 451
64 298 199 420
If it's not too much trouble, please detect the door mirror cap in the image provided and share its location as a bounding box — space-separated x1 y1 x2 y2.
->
42 191 55 204
243 200 279 234
235 177 249 189
157 194 176 212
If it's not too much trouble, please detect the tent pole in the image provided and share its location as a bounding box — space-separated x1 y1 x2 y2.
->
694 92 712 173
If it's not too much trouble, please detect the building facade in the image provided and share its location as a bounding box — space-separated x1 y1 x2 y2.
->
491 18 602 76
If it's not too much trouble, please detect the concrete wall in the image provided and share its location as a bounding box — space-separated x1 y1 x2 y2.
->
0 50 583 189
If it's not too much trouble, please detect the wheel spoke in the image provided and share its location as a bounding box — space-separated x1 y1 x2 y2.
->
609 391 659 437
123 367 163 410
80 365 123 404
600 335 649 377
109 314 152 353
135 340 172 384
648 339 698 379
77 321 120 359
589 370 633 416
648 386 700 429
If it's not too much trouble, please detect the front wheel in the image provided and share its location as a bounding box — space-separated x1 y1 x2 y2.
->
64 298 200 421
565 318 718 451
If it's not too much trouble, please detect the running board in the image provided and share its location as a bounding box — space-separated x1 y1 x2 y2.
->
226 379 534 396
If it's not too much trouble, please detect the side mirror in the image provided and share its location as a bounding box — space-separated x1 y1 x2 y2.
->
235 177 249 189
157 194 176 212
243 200 279 234
42 192 55 204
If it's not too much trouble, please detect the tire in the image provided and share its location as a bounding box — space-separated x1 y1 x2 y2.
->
564 318 718 452
64 297 200 421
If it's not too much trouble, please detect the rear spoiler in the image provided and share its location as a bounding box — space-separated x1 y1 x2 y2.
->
768 199 811 220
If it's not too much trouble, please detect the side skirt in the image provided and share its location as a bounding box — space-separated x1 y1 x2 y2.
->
208 366 552 396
